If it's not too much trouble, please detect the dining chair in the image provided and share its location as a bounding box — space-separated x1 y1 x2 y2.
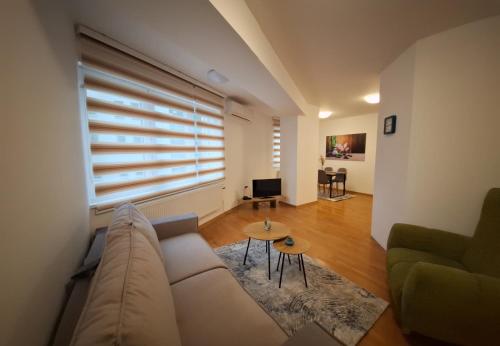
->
333 168 347 196
317 169 329 193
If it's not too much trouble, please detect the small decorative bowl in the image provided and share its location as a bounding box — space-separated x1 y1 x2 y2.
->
284 236 295 246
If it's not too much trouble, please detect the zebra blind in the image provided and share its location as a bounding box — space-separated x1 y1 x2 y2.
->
273 117 280 169
78 35 225 210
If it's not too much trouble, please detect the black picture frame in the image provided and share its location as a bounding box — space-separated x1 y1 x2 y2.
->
384 115 397 135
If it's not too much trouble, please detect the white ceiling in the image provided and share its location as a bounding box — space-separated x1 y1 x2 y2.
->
67 0 302 117
246 0 500 117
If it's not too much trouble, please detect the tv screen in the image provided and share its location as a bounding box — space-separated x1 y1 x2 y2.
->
253 178 281 198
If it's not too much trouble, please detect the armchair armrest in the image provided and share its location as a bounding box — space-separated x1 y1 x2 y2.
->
402 262 500 345
151 212 198 241
388 223 471 261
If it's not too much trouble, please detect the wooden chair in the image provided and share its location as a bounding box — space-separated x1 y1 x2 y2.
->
332 168 347 196
317 169 329 193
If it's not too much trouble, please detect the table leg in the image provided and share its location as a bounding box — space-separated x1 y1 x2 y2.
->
300 254 308 288
276 252 282 271
243 237 251 265
287 254 291 264
265 241 268 253
279 252 286 288
298 254 301 271
267 241 271 280
329 176 333 198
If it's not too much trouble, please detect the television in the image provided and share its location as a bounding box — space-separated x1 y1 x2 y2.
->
252 178 281 198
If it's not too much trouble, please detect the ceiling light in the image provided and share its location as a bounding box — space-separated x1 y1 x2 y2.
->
364 93 380 104
318 111 333 119
207 69 229 84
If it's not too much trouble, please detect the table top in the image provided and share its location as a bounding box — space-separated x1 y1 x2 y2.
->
325 171 337 176
273 236 311 255
243 221 290 241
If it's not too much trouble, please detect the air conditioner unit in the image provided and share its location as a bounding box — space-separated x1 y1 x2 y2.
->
224 98 251 122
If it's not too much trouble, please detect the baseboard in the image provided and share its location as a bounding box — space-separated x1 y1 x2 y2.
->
280 200 319 208
199 206 238 229
347 190 373 196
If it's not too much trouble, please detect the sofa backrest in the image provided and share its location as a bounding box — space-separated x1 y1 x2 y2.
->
70 204 181 346
462 188 500 278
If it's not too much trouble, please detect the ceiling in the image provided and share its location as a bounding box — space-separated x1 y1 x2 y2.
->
67 0 302 117
246 0 500 117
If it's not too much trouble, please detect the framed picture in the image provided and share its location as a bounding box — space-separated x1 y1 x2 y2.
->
384 115 397 134
325 133 366 161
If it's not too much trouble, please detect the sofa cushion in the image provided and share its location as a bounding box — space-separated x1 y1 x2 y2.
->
109 203 164 261
159 233 227 284
70 226 181 346
171 268 288 346
387 247 465 318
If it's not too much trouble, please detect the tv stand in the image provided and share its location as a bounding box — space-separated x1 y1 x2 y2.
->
241 196 280 209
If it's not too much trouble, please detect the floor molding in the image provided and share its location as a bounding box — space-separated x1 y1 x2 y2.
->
199 206 238 229
280 200 319 208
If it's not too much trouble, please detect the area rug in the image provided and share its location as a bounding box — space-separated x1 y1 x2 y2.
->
215 241 388 346
318 191 355 202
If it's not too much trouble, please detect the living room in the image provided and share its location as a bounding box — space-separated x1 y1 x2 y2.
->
2 1 500 346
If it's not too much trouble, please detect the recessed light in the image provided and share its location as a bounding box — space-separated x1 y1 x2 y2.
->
318 111 333 119
207 69 229 84
364 93 380 104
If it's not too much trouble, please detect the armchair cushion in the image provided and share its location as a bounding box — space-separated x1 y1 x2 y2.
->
387 248 465 318
402 262 500 345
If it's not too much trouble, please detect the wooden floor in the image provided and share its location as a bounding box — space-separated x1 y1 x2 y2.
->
200 194 443 346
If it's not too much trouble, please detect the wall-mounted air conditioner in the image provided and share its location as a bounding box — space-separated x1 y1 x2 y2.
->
224 98 251 122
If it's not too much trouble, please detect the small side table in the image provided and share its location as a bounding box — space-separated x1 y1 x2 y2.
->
273 237 311 288
243 221 290 280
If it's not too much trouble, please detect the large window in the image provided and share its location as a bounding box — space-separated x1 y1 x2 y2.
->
78 34 225 210
273 117 280 169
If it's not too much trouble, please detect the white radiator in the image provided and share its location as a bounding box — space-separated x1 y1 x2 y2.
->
138 184 224 219
90 183 225 230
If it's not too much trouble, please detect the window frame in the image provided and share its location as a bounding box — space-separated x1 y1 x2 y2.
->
76 37 226 211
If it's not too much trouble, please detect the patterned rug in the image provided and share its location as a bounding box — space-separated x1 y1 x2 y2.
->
215 240 388 346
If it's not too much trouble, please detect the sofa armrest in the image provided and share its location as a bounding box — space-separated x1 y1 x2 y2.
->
402 262 500 345
151 212 198 241
387 223 471 261
282 322 344 346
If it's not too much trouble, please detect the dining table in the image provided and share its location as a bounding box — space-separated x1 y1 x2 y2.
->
325 171 341 198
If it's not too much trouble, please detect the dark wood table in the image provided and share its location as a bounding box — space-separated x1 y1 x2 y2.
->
326 171 346 198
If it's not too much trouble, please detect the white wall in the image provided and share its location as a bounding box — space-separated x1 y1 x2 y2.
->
372 16 500 248
280 116 298 204
0 1 90 345
90 108 276 229
319 114 378 194
371 46 417 247
280 114 319 206
296 115 320 204
406 16 500 235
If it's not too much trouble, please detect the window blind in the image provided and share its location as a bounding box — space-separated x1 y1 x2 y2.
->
78 35 225 210
273 117 280 169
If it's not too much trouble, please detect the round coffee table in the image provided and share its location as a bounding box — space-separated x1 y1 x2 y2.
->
273 237 311 288
243 221 290 280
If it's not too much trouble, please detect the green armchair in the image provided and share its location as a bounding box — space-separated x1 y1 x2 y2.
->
387 188 500 345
